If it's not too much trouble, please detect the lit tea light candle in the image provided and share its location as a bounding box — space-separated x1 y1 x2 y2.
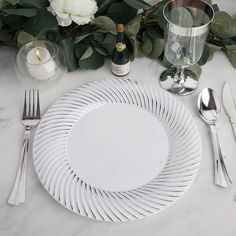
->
26 46 56 80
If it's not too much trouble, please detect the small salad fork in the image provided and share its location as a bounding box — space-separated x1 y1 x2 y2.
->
8 90 41 205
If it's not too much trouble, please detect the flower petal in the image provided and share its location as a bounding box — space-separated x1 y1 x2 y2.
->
64 0 98 16
56 15 72 26
71 15 92 25
56 12 70 19
47 7 56 16
50 0 64 12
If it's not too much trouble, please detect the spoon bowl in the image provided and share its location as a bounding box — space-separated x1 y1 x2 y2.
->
198 88 221 125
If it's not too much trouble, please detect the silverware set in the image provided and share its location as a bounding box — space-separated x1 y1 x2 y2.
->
198 82 236 188
7 83 235 207
8 90 41 205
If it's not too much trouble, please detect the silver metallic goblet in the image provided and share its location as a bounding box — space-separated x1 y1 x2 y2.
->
160 0 214 95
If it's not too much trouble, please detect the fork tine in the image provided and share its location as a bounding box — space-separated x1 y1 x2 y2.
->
22 90 27 119
28 90 31 117
36 90 41 119
32 90 35 117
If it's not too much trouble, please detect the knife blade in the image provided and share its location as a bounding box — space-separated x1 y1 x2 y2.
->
222 81 236 139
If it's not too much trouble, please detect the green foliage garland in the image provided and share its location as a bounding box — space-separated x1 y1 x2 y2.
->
0 0 236 78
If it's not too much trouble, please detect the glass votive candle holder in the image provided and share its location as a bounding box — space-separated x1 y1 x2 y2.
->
15 40 66 88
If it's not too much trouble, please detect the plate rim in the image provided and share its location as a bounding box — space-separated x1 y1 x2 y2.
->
32 78 202 222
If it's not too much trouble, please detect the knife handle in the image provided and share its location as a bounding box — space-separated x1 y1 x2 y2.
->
210 124 232 188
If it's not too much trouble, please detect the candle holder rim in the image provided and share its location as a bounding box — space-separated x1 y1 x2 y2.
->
18 40 59 66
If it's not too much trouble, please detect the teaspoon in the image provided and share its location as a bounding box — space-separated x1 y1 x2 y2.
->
198 88 232 187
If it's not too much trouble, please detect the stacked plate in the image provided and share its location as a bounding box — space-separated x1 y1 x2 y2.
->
33 78 201 222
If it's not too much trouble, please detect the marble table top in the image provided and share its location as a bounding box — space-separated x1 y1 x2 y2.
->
1 1 236 235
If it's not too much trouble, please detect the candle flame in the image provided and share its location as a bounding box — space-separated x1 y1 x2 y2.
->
36 48 41 61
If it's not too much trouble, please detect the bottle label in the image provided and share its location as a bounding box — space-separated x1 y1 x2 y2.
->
111 61 130 76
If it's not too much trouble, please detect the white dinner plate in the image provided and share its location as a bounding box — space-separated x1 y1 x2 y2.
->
33 78 201 222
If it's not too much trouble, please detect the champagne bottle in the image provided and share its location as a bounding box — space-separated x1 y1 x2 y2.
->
111 24 130 76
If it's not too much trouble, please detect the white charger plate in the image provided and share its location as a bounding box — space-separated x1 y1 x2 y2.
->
33 79 201 222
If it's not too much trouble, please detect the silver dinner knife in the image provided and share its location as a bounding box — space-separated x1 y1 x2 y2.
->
222 81 236 139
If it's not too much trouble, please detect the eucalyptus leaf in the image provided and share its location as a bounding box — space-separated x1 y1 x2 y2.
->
146 26 162 39
206 43 221 61
207 53 214 62
1 14 26 30
75 43 88 59
92 16 116 34
0 0 8 9
128 36 142 58
225 44 236 68
142 32 152 55
102 32 116 55
208 43 222 62
74 33 90 44
152 0 169 29
123 0 151 10
134 39 144 58
107 2 137 24
19 0 49 8
188 64 201 78
93 32 105 43
167 7 193 27
96 0 113 13
198 44 210 66
187 7 211 27
125 36 135 60
6 0 18 5
94 28 110 34
2 8 37 17
38 28 60 43
144 0 159 7
0 0 236 72
91 40 100 48
79 50 105 69
60 38 78 72
0 29 10 41
80 46 93 60
77 34 93 45
212 4 219 13
210 11 236 39
17 31 34 45
24 9 57 36
154 14 165 29
204 0 212 5
219 37 236 45
94 46 109 56
125 14 142 38
207 43 221 53
97 0 113 8
148 38 164 59
162 55 172 68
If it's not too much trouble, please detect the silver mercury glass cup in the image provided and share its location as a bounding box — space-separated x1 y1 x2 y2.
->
160 0 214 95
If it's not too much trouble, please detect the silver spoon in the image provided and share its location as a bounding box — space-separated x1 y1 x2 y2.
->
198 88 232 187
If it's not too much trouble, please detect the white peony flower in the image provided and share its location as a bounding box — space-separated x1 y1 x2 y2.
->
48 0 98 27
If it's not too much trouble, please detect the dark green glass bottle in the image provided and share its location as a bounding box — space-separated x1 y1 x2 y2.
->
111 24 130 76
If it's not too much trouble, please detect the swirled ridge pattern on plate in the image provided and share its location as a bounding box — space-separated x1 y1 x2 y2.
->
33 78 202 222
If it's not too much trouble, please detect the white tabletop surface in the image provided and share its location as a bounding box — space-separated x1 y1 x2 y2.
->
1 1 236 235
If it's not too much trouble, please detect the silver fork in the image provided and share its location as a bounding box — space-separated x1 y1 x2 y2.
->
8 90 41 205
